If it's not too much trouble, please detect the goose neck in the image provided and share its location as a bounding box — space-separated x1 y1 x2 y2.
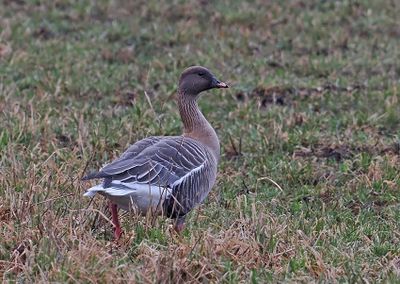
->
177 91 220 159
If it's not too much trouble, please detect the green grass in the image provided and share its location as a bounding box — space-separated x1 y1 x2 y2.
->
1 0 399 282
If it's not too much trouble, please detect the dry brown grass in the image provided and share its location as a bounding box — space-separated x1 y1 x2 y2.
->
1 0 400 282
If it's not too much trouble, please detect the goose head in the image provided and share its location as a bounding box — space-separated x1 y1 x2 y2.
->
178 66 228 96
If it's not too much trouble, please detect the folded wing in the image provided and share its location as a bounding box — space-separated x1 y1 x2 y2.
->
83 136 217 216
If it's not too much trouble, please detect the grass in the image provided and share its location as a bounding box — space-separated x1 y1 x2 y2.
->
1 0 399 282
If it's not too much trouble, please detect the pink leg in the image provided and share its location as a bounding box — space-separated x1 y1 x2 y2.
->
174 217 186 234
109 201 122 240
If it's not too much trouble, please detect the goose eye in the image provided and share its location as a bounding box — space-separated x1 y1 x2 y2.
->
198 72 205 77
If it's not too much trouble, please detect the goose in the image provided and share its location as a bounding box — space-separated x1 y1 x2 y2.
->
82 66 228 239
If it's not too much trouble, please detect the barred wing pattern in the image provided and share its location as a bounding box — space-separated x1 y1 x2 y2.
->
83 136 218 218
82 136 163 181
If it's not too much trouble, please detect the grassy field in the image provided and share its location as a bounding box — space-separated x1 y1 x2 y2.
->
1 0 399 282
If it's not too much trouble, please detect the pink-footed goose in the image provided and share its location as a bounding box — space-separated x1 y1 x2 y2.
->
83 66 228 239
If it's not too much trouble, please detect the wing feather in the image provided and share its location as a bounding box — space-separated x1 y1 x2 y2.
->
85 136 209 186
83 135 218 216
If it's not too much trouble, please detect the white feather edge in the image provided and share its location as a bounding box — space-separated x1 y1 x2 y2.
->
171 162 205 187
83 180 172 198
84 161 205 198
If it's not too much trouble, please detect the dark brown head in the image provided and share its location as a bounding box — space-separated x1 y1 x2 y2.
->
178 66 228 95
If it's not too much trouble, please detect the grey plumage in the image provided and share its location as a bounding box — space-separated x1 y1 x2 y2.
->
83 136 217 218
82 66 228 232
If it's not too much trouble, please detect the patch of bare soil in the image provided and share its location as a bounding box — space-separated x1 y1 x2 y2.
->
235 86 292 107
293 142 400 161
345 200 362 215
236 84 363 108
55 134 74 148
2 0 25 6
294 145 352 161
101 46 135 63
111 90 137 106
345 197 398 215
33 26 54 40
0 205 11 223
